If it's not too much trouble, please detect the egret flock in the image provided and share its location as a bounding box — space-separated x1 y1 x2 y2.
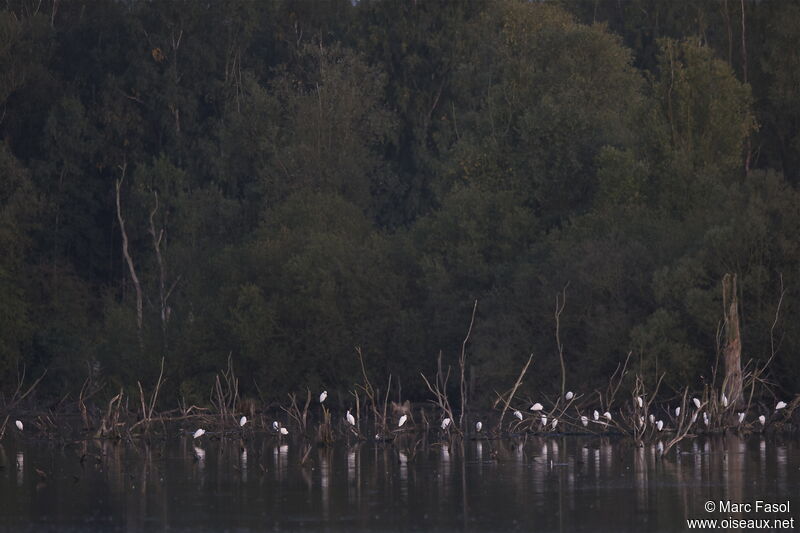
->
12 382 785 444
174 389 793 443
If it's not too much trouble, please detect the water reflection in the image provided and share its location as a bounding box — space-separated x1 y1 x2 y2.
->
398 449 408 493
240 447 247 483
0 435 797 532
193 445 206 468
776 442 787 491
319 448 330 520
634 445 648 508
274 442 288 482
16 451 23 487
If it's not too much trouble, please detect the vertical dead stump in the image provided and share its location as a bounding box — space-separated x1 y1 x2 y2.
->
722 273 744 408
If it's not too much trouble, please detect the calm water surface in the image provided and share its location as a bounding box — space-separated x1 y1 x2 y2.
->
0 434 797 532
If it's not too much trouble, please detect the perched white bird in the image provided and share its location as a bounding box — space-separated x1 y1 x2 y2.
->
776 401 787 410
703 413 710 426
690 412 698 424
541 415 547 427
692 398 701 409
15 420 23 431
441 417 451 430
476 421 482 432
721 394 728 407
603 411 612 422
272 421 279 431
565 391 574 401
758 415 766 426
580 415 588 426
649 414 655 424
551 418 559 430
192 428 205 439
239 416 247 427
639 416 645 426
280 427 289 435
513 410 523 421
675 406 681 417
530 403 543 412
398 414 408 427
346 410 356 426
319 390 328 404
737 412 745 424
593 410 600 421
636 396 643 408
656 420 664 431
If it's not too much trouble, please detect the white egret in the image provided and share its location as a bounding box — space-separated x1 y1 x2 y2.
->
15 420 23 431
721 394 728 407
656 420 664 431
441 417 451 430
603 411 612 422
639 416 645 426
703 413 710 426
551 418 558 430
280 427 289 435
239 416 247 427
758 415 766 426
192 428 205 439
692 398 701 409
565 391 574 401
398 414 408 427
530 403 543 412
690 412 698 424
580 415 588 427
776 401 787 410
541 415 547 427
593 410 599 421
272 421 279 431
513 410 523 421
737 412 745 424
475 421 482 432
674 406 681 417
346 410 356 426
648 414 655 424
636 396 643 408
319 390 328 404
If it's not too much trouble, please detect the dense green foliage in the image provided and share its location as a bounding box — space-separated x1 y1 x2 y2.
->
1 0 798 406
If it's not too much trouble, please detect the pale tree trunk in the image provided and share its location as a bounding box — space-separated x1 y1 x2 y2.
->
115 162 143 344
722 273 744 408
148 190 180 348
148 191 167 341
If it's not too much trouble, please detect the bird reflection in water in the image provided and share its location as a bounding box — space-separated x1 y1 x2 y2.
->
16 452 24 487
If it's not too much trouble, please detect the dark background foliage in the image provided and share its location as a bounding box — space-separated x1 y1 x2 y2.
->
1 0 797 407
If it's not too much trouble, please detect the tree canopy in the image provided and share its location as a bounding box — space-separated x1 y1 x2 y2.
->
1 0 798 406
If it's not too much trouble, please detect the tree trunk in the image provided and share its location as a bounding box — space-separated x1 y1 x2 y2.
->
115 164 143 344
740 0 751 173
722 273 743 408
148 191 167 337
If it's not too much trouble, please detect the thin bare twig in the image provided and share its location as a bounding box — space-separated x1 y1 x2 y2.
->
496 353 533 432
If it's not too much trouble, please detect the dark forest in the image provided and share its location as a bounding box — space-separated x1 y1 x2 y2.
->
1 0 799 411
